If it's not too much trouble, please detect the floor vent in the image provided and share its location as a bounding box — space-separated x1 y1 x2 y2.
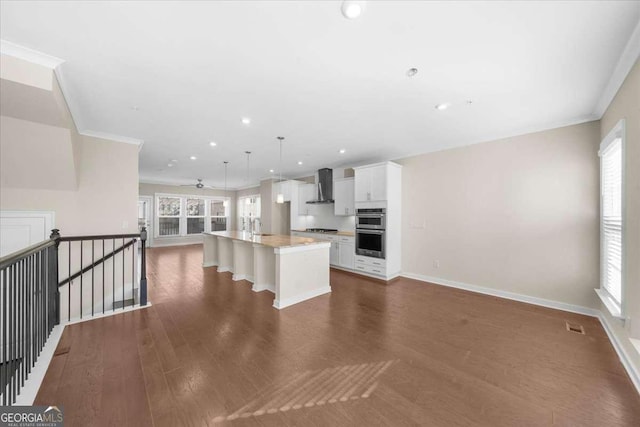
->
566 322 585 335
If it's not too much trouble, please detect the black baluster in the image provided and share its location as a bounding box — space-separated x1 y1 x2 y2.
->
131 240 134 305
140 228 148 306
122 238 125 310
91 240 94 317
112 239 115 312
67 241 70 322
80 240 83 320
1 267 7 405
102 240 105 314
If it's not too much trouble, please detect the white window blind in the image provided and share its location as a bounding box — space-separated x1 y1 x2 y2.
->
601 137 622 306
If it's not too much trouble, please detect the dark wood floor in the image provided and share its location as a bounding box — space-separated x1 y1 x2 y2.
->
36 244 640 426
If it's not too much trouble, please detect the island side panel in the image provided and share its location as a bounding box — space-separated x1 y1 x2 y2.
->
232 240 254 282
253 244 276 293
273 244 331 309
217 237 233 273
202 234 218 267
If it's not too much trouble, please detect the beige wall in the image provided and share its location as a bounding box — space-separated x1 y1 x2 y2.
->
398 120 601 309
1 133 139 235
600 59 640 372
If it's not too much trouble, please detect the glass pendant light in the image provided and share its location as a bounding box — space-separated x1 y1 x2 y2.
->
276 137 285 204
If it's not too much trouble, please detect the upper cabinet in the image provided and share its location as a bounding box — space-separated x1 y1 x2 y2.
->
354 163 387 202
298 183 316 216
334 178 355 216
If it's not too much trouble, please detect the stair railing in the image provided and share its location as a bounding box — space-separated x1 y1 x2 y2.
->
0 227 148 405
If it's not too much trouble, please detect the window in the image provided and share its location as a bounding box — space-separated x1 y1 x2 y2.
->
186 198 205 234
597 120 625 318
154 194 229 237
238 195 261 232
210 200 227 231
158 197 181 236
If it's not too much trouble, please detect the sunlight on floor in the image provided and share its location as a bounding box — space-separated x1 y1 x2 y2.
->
212 360 398 422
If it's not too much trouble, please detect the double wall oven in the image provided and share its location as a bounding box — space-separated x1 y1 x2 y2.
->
356 208 385 259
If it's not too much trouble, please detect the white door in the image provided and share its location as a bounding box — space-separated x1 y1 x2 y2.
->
0 211 55 257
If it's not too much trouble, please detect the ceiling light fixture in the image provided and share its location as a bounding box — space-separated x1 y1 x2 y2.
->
167 163 173 167
341 1 365 19
269 169 274 173
297 161 303 165
190 155 197 160
242 117 251 125
406 68 418 77
435 103 450 111
171 159 178 163
339 149 346 154
223 161 229 207
209 141 217 147
276 136 285 204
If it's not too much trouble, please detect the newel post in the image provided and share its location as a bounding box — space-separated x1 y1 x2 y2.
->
140 227 148 306
49 229 61 325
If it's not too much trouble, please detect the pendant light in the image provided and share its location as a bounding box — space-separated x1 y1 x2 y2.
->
223 161 229 207
276 137 285 204
245 151 251 184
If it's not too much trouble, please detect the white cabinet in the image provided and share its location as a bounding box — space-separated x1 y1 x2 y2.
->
298 183 316 216
334 178 355 216
355 164 387 202
338 237 355 269
329 239 340 265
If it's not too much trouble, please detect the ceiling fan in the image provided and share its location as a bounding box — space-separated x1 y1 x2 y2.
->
181 178 214 189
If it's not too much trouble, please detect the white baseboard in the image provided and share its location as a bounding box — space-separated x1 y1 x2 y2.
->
273 285 331 310
252 283 275 293
150 240 201 248
232 274 254 283
401 272 600 317
14 324 65 405
202 261 218 268
64 302 153 326
217 266 232 273
598 313 640 395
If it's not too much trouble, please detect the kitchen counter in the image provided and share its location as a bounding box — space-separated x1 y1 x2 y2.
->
291 229 356 237
202 231 331 309
207 230 327 248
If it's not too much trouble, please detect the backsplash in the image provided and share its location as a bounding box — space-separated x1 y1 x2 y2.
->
296 204 355 231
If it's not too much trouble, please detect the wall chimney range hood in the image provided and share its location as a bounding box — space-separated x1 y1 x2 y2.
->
307 168 334 204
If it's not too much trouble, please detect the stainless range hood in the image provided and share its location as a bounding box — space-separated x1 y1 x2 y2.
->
306 168 334 204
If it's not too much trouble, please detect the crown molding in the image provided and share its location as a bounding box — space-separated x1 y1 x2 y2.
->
593 19 640 118
80 130 144 149
0 39 64 69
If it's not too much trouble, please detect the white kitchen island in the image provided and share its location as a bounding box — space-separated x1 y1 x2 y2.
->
202 231 331 309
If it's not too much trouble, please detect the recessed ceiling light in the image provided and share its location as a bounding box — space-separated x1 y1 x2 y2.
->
241 117 251 125
190 156 197 160
297 161 303 165
209 141 217 147
341 1 364 19
171 159 178 163
269 169 274 173
339 149 346 154
406 68 418 77
466 100 473 105
435 103 450 111
167 163 173 167
131 106 139 111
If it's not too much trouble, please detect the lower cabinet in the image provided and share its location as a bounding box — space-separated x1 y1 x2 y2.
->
330 240 340 265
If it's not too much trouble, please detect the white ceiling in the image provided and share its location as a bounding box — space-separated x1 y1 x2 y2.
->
1 1 639 189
